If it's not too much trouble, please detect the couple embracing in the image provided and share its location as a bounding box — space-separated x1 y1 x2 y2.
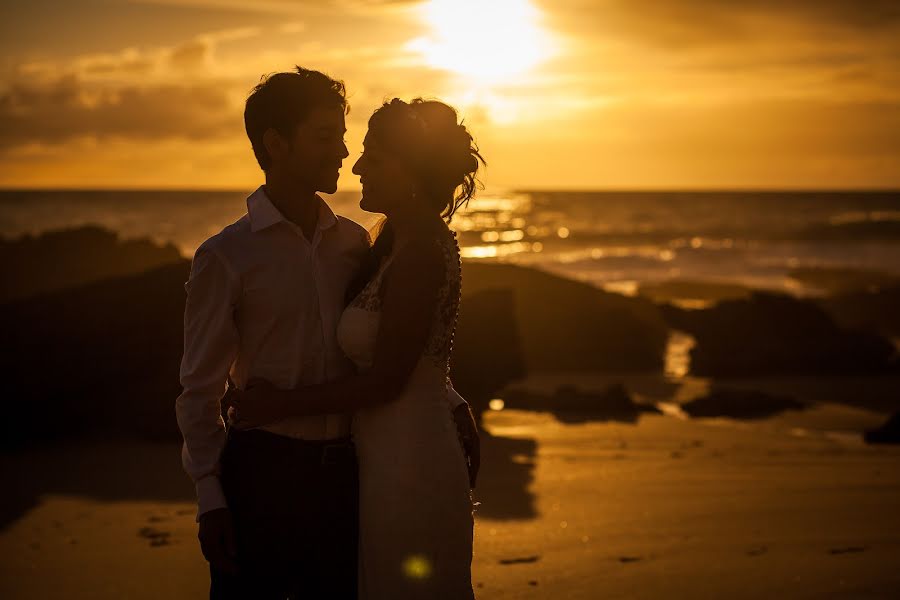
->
175 66 483 599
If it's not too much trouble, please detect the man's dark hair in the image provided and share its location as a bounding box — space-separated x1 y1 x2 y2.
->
244 66 348 170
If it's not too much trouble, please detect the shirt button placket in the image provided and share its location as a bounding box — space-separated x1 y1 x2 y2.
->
310 229 332 437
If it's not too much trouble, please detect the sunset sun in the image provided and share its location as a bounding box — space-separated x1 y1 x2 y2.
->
408 0 555 82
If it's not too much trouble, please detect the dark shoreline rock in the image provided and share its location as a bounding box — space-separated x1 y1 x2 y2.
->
462 262 668 374
819 284 900 340
661 292 899 377
1 225 182 303
503 383 661 424
638 279 751 305
681 388 805 420
788 267 899 295
451 287 526 419
864 412 900 445
2 261 192 447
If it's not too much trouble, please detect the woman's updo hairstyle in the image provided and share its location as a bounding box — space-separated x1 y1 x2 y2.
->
366 97 485 221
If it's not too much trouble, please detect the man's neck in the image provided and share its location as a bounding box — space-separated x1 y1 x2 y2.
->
263 176 319 242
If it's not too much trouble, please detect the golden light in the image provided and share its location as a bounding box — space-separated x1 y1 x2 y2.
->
461 245 500 259
499 230 525 242
460 242 532 258
408 0 554 82
402 555 433 579
489 399 506 411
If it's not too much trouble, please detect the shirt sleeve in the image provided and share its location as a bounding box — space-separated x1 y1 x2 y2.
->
174 243 240 520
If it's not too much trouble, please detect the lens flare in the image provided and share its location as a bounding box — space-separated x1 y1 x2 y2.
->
402 554 433 580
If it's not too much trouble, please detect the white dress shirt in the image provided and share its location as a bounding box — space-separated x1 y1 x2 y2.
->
176 186 467 519
176 186 370 517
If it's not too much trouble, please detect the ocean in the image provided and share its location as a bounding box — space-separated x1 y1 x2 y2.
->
2 189 899 300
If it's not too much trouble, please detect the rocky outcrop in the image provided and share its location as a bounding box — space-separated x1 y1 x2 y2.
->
503 383 660 424
462 262 669 373
681 388 805 420
662 292 898 377
1 225 182 303
864 412 900 445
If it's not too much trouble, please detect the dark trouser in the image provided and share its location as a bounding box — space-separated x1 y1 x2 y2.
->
210 429 359 600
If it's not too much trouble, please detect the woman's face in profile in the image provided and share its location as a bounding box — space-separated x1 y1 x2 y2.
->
352 133 416 215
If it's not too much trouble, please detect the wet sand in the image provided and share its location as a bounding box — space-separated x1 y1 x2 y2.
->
3 403 900 599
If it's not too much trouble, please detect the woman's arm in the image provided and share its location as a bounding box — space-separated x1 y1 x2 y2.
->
226 239 446 427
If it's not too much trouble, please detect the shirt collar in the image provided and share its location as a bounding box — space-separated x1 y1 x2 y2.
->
247 186 284 232
315 194 338 231
247 185 338 233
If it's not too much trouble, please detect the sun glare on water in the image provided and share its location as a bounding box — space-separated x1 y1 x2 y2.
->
408 0 554 82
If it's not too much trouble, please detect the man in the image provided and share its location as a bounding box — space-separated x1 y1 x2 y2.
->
175 67 478 599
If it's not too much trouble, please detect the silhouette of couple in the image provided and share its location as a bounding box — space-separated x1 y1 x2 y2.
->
175 67 483 599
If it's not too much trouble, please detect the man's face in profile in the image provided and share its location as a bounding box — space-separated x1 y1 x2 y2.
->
285 106 349 194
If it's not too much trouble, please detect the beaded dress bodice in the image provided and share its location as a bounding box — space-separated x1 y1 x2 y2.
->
341 227 462 378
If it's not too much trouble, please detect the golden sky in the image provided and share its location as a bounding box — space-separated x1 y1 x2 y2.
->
1 0 899 189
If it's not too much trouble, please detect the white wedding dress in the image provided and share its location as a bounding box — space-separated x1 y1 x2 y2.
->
336 227 475 600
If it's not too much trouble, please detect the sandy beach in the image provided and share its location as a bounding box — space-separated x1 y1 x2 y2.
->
3 375 900 599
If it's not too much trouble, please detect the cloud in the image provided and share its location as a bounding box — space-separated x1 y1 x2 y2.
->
79 51 156 77
13 25 265 83
129 0 422 15
550 0 900 54
536 0 900 116
0 24 278 149
279 22 306 34
0 16 444 151
126 0 310 15
168 39 212 70
681 0 900 31
0 75 239 148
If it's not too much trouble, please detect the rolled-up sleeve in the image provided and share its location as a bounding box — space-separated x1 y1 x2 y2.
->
175 243 240 520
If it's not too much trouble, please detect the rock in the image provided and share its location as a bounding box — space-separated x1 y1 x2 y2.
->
2 261 191 448
0 225 182 303
462 262 668 373
504 383 660 423
450 288 527 419
681 388 805 420
864 412 900 445
662 292 898 376
639 279 750 305
788 267 899 295
819 284 900 339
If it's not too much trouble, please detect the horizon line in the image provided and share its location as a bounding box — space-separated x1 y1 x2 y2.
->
2 186 899 194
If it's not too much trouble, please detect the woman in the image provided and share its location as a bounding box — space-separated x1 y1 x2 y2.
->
225 97 484 599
